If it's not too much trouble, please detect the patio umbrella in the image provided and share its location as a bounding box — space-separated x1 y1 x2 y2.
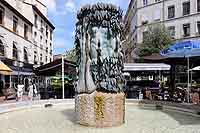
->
161 40 200 102
191 66 200 71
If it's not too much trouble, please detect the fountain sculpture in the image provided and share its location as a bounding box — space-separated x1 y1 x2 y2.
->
75 3 125 127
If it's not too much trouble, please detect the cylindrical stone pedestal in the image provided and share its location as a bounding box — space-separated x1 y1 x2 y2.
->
75 91 125 127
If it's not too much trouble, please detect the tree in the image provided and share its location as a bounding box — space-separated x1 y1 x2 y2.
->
65 48 77 62
139 24 173 57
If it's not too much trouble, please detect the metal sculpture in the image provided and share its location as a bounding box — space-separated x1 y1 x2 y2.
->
75 3 124 94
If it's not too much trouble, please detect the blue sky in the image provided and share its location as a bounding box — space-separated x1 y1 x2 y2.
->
42 0 130 54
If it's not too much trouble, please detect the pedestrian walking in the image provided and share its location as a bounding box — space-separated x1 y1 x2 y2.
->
28 81 34 101
16 84 24 101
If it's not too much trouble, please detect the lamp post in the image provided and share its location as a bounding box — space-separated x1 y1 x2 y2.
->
62 54 65 99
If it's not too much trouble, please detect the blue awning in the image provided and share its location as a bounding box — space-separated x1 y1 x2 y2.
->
161 40 200 58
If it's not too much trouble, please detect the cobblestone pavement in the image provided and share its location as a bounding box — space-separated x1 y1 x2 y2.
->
0 105 200 133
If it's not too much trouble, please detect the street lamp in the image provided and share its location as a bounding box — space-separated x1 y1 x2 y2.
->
62 54 65 99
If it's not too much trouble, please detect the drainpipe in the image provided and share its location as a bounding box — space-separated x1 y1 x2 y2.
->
162 0 165 23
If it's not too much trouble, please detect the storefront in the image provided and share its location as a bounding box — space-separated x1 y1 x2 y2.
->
35 58 76 99
0 61 12 95
2 58 34 92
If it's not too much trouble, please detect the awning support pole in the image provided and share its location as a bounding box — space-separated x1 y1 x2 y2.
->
62 55 65 99
187 57 190 103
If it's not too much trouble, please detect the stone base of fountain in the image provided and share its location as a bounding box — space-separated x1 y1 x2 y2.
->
75 91 125 127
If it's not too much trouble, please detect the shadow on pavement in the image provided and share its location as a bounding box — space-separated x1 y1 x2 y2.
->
137 100 200 126
61 109 77 124
161 109 200 125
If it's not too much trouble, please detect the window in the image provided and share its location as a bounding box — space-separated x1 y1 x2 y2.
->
40 54 42 61
34 14 38 27
168 26 175 37
12 42 18 60
0 6 5 25
168 5 175 19
143 0 148 6
40 35 43 42
24 24 28 40
34 31 37 37
183 2 190 16
41 20 43 33
40 54 43 65
183 23 190 37
155 0 160 2
197 21 200 34
46 40 47 44
45 56 47 62
24 47 28 63
0 39 4 56
198 0 200 12
46 47 48 52
34 51 37 64
13 16 18 33
143 31 149 42
50 30 53 40
46 25 48 38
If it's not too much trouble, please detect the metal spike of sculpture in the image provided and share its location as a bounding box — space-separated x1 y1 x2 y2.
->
75 3 125 127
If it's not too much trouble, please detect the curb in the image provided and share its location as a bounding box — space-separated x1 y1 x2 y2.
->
0 99 199 117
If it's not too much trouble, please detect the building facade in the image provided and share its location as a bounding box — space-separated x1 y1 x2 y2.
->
124 0 200 62
0 0 54 90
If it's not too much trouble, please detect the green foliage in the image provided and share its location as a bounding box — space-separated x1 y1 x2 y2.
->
139 24 173 57
65 48 77 62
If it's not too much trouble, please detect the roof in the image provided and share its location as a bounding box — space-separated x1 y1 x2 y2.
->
124 63 171 71
142 53 167 60
32 5 55 30
0 0 33 26
35 59 76 76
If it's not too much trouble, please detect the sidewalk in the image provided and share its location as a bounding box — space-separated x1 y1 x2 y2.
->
0 95 36 104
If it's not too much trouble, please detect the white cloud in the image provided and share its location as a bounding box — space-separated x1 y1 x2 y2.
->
63 0 123 15
41 0 57 12
79 0 120 7
65 0 76 13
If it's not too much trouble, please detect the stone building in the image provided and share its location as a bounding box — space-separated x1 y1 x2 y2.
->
0 0 54 90
124 0 200 62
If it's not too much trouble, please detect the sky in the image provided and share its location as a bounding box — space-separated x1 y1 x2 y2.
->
42 0 130 54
